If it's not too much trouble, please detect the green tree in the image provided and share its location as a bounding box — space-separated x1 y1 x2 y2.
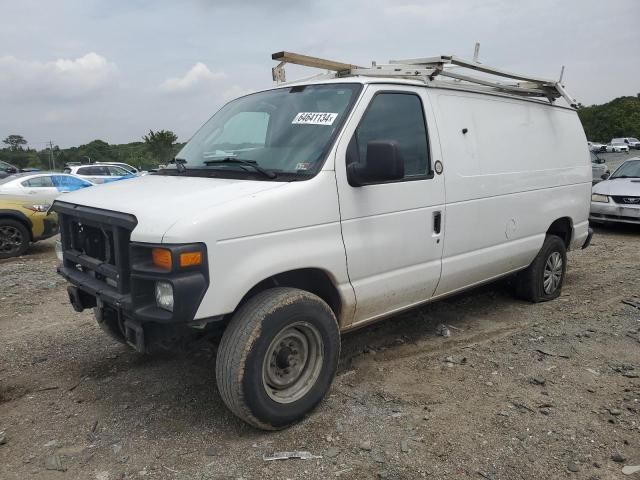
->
143 130 178 165
79 139 113 163
578 96 640 142
2 134 28 151
0 148 36 169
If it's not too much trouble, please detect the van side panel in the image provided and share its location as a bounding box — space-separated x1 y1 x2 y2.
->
429 91 591 296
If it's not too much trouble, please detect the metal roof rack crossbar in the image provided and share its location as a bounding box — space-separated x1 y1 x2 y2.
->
271 45 577 108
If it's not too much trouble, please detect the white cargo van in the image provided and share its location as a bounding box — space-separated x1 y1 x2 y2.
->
54 51 592 430
611 137 640 150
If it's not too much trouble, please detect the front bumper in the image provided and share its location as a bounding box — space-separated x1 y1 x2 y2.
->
54 201 209 325
57 243 209 324
590 201 640 225
31 212 59 241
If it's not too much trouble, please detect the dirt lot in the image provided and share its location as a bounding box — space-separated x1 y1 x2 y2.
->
1 223 639 480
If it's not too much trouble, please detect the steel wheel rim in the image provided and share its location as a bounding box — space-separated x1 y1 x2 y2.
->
0 225 24 255
262 321 324 404
543 251 563 294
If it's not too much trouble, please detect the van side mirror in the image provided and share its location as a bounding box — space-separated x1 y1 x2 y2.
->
347 140 404 187
601 172 610 180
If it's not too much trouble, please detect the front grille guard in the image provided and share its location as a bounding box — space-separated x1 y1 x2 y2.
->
54 201 137 295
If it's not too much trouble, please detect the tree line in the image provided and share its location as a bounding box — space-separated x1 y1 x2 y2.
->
578 95 640 142
0 130 182 171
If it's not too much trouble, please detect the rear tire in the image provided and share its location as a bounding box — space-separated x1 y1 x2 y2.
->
513 235 567 302
216 287 340 430
0 219 30 259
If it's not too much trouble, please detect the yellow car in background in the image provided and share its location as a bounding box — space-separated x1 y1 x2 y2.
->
0 196 59 259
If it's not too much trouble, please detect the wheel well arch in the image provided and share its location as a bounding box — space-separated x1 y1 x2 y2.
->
0 211 33 241
237 268 342 320
546 217 573 248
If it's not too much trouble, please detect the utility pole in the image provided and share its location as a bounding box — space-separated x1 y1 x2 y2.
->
48 140 55 170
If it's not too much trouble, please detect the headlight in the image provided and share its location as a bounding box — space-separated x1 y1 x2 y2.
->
23 204 51 212
155 281 174 311
591 194 609 203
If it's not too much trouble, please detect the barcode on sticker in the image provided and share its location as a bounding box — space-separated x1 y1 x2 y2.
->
292 112 338 125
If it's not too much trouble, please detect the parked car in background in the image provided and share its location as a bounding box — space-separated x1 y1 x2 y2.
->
590 152 609 183
95 162 146 176
606 142 630 153
0 160 19 179
0 172 94 202
588 141 607 152
63 164 136 184
0 196 58 258
590 157 640 225
611 137 640 150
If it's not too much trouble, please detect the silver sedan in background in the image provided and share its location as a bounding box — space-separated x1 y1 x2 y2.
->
590 157 640 225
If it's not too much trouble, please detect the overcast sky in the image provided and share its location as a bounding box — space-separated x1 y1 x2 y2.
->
1 0 639 148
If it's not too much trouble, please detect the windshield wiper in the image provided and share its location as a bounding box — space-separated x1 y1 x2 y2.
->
169 157 187 174
611 175 640 179
203 158 277 179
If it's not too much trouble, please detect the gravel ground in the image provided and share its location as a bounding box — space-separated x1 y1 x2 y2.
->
1 225 639 480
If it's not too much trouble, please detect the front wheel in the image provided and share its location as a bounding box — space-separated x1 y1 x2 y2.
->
216 287 340 430
513 235 567 302
0 219 30 259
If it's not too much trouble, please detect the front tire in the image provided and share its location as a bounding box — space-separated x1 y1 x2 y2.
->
0 219 30 259
216 287 340 430
513 235 567 302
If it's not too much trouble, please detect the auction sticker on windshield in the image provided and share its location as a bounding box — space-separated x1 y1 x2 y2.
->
292 112 338 125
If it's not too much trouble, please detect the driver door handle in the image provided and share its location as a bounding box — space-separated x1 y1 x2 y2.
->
433 211 442 234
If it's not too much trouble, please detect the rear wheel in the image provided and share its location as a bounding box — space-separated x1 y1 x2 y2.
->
513 235 567 302
0 219 30 259
216 287 340 430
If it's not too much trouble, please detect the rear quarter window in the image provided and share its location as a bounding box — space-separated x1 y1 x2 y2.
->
21 176 54 188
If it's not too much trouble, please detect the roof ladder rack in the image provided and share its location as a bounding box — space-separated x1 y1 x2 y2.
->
271 45 578 108
272 51 363 83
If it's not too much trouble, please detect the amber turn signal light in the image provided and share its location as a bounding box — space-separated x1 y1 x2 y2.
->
179 251 202 267
152 248 173 270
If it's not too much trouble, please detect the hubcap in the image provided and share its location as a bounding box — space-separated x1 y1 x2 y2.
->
543 251 563 294
262 321 324 404
0 225 24 256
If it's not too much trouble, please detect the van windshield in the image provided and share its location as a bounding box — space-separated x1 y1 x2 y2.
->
171 83 362 180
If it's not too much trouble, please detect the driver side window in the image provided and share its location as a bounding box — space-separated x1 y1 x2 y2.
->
351 92 431 180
